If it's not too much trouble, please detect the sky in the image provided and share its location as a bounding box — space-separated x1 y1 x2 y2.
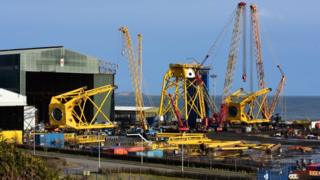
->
0 0 319 96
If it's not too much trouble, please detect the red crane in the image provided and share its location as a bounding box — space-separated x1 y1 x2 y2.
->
267 65 286 119
168 94 189 132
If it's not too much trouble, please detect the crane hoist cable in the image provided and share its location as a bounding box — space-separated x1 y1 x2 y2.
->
249 17 254 92
200 5 237 66
242 4 247 82
256 17 287 119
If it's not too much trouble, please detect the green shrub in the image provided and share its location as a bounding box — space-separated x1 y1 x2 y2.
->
0 141 59 179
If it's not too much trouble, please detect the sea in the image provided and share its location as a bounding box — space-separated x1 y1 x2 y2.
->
115 95 320 121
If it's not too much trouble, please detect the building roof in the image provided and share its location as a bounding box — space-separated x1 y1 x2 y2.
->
0 88 26 106
115 106 156 112
0 46 63 52
0 45 117 74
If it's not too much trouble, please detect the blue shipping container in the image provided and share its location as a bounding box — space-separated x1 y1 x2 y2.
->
35 133 64 149
257 165 290 180
136 150 163 158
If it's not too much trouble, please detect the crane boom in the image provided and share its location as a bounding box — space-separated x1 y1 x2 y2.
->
119 26 148 131
250 5 266 91
137 34 143 93
168 94 189 131
268 65 286 118
222 2 246 100
250 4 268 114
219 2 246 128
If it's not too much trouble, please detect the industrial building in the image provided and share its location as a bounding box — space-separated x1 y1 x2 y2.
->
114 106 158 129
0 88 26 130
0 46 116 130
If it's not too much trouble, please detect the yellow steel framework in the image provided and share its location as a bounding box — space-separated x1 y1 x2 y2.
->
156 132 205 138
49 84 116 130
224 88 271 124
119 26 148 131
64 133 105 144
158 64 206 128
152 131 279 155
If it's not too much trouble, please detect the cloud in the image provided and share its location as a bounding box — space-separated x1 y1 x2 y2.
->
258 8 284 21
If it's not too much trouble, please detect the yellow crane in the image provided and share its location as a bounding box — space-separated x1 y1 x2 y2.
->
49 85 116 130
119 26 148 131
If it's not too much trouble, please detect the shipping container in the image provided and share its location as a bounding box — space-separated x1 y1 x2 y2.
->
126 146 145 152
136 150 164 158
103 147 128 155
35 133 64 148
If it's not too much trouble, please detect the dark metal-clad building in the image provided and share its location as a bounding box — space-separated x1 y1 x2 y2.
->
0 46 116 126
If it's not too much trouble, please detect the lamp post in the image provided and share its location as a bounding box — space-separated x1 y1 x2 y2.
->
181 144 184 172
33 124 38 156
127 133 151 165
98 130 102 170
141 137 143 165
33 131 35 155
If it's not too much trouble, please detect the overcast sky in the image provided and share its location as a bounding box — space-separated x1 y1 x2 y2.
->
0 0 319 96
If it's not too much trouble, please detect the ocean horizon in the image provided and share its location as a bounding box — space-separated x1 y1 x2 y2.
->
115 94 320 121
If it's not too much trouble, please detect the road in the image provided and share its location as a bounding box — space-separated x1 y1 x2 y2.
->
209 132 320 146
28 150 254 179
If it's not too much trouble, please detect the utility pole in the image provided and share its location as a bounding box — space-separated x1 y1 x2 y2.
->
33 132 35 155
141 137 144 165
126 133 151 165
181 144 184 172
98 132 101 169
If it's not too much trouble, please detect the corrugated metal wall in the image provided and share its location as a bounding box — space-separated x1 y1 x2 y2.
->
0 54 20 93
94 73 115 122
0 106 24 130
20 48 99 74
26 72 95 123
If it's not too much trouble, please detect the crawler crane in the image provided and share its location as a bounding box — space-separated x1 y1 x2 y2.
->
221 3 286 125
119 26 148 132
200 2 286 127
